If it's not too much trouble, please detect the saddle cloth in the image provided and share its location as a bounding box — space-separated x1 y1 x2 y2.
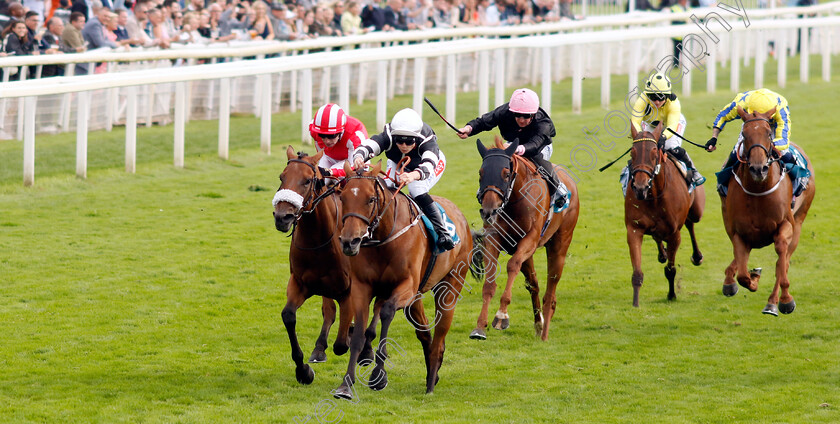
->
420 202 461 254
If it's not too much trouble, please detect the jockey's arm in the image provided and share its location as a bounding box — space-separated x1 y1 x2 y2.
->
464 104 506 136
352 136 385 168
712 96 741 133
629 96 647 132
663 98 682 137
772 107 791 152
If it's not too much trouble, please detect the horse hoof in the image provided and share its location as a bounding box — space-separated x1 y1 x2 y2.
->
667 293 677 301
332 384 354 400
762 303 779 316
296 365 315 385
369 369 388 391
722 284 739 297
780 300 796 314
333 341 349 357
492 317 510 330
750 267 762 277
357 346 375 365
469 328 487 340
658 252 666 264
691 253 703 266
308 350 327 363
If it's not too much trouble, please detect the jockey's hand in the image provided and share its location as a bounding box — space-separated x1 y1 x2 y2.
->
705 136 717 152
353 156 365 170
457 125 471 139
318 167 332 178
515 145 526 156
399 170 421 184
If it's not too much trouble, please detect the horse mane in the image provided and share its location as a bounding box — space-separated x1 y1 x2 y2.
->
492 135 538 175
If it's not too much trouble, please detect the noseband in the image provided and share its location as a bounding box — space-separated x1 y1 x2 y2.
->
477 152 517 207
630 138 663 196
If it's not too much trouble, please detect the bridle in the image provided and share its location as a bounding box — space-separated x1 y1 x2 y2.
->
341 174 411 247
629 137 664 198
280 158 339 250
477 152 518 208
737 117 781 167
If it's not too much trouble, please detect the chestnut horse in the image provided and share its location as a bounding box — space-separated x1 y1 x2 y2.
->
470 136 579 341
720 107 815 315
625 123 705 307
332 162 480 399
274 147 377 385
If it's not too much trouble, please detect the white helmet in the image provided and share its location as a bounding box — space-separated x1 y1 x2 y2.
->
389 108 424 138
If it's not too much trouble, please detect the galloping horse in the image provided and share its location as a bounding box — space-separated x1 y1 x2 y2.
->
625 123 705 307
332 162 480 398
274 147 375 385
720 107 815 315
471 136 579 341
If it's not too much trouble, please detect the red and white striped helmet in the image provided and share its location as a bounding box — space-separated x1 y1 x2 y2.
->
310 104 347 135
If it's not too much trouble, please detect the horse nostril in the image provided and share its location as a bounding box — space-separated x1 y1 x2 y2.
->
351 237 362 246
762 165 769 174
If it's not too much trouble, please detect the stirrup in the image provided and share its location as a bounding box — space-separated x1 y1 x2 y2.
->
437 233 455 251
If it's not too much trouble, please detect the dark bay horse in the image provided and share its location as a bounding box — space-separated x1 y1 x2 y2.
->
625 123 705 307
332 161 480 399
274 147 375 385
470 136 579 341
720 107 815 315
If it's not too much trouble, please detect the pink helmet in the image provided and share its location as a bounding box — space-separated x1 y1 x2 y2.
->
309 103 347 135
508 88 539 114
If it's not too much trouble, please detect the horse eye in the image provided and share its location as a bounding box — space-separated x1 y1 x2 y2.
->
368 198 376 205
302 179 311 186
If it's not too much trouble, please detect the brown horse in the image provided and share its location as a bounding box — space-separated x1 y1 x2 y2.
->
470 136 579 341
331 161 480 399
625 123 705 307
274 147 377 385
720 107 815 315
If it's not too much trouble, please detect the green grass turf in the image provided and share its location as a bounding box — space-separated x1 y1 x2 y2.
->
1 53 839 422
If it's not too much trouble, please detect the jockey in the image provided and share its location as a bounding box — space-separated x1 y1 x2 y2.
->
629 72 705 186
309 103 369 180
352 108 455 252
704 88 807 198
457 88 568 210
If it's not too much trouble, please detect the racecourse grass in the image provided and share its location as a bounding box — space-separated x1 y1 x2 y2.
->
1 53 839 423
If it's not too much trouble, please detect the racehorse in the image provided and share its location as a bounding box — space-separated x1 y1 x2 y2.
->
625 123 705 307
332 161 481 398
720 107 815 315
274 147 377 385
470 136 579 341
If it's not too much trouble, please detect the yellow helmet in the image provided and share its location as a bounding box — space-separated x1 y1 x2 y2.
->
746 89 779 114
644 72 672 95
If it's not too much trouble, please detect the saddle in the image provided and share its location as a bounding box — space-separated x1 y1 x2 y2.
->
664 152 697 192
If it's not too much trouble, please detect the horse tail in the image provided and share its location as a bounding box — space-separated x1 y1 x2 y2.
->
469 229 485 281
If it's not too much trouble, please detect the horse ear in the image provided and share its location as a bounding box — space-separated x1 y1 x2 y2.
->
763 107 777 120
504 139 519 156
736 105 749 121
630 124 638 140
286 145 296 160
368 160 382 176
494 135 504 149
651 121 664 143
476 139 487 158
312 150 325 162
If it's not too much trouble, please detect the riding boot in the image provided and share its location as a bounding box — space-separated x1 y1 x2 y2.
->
668 147 705 186
415 193 455 252
531 155 567 210
718 150 739 197
779 150 808 198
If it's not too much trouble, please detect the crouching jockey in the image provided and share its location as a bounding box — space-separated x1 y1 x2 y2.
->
628 72 705 187
352 108 455 252
457 88 568 211
309 103 369 181
705 88 810 201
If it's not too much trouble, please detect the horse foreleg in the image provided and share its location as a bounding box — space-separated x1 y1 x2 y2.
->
309 297 336 363
495 238 539 331
767 220 795 316
282 277 314 385
471 241 503 340
664 231 681 301
369 280 416 392
627 225 645 307
333 296 353 357
654 238 666 264
333 282 372 401
731 234 758 292
358 299 382 365
519 256 543 337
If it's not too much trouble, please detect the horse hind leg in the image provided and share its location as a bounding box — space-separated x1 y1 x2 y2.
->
663 232 681 301
540 237 571 341
310 297 336 363
427 275 463 394
519 257 543 337
654 238 666 264
472 241 502 340
767 221 796 316
405 297 432 383
358 299 382 365
685 220 704 266
368 281 416 392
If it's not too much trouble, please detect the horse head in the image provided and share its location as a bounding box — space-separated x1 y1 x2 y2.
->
273 146 326 232
629 122 665 201
337 160 383 256
736 106 778 183
476 136 518 223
